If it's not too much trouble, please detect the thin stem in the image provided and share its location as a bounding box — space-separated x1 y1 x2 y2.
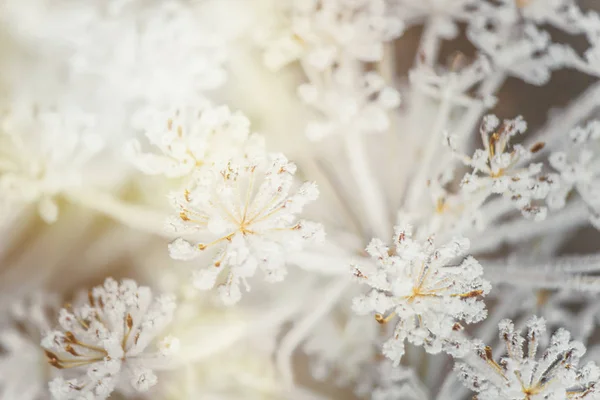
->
344 130 392 239
276 278 351 390
469 201 588 254
66 188 169 237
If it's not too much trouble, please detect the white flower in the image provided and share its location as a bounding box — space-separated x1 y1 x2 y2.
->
352 223 490 365
126 103 264 179
0 103 103 223
259 0 403 71
41 278 176 400
167 153 324 304
299 69 400 141
455 316 600 400
448 114 557 221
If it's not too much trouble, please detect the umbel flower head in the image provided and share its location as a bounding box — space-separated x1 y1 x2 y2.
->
0 103 103 223
167 153 324 305
455 316 600 400
447 114 556 220
352 222 491 365
125 103 264 179
41 278 177 400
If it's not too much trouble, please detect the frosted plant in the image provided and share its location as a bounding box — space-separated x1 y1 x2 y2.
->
447 114 557 221
352 222 491 365
41 278 177 400
126 103 264 179
259 0 404 71
167 153 324 304
0 103 103 223
0 293 58 400
455 316 600 400
2 0 600 399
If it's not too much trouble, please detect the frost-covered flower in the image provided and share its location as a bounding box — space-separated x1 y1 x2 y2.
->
259 0 403 71
125 103 264 179
41 278 176 400
298 69 400 141
167 154 324 304
455 316 600 400
0 293 58 400
0 103 103 223
447 114 556 221
549 120 600 228
352 222 490 365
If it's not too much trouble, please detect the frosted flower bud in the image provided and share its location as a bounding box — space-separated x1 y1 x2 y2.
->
167 153 324 304
42 278 176 400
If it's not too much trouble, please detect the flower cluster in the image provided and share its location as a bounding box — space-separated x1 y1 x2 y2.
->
549 120 600 228
455 316 600 400
352 222 490 365
447 114 556 221
260 0 403 71
41 278 177 399
126 103 263 179
0 104 103 223
167 154 324 304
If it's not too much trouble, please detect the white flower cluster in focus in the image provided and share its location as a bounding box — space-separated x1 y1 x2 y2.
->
167 154 324 304
352 222 491 365
41 278 177 400
455 316 600 400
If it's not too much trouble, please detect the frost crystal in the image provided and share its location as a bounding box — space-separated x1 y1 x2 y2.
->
41 278 176 400
352 223 490 365
455 316 600 400
448 114 556 221
126 103 263 179
167 154 324 304
0 104 103 223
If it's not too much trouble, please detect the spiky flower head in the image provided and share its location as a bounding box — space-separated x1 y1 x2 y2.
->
41 278 177 400
352 222 490 365
447 114 556 220
455 316 600 400
125 103 264 179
